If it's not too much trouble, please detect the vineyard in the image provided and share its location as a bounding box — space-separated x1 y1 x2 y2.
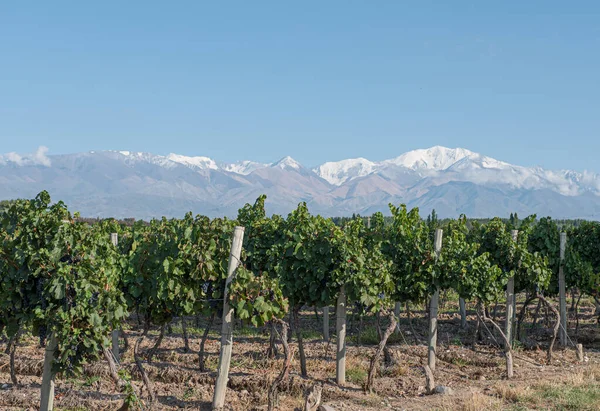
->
0 192 599 410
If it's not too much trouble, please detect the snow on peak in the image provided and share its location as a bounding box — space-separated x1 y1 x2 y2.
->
223 160 268 175
314 158 376 185
446 152 510 171
166 153 218 170
313 146 515 186
272 156 302 170
383 146 475 170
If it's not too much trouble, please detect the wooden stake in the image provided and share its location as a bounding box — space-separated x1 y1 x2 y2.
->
110 233 120 364
40 334 57 411
576 344 584 362
558 232 567 347
212 226 245 410
336 286 347 386
427 229 443 372
459 298 467 329
323 306 330 342
505 230 518 347
424 365 435 394
394 301 402 332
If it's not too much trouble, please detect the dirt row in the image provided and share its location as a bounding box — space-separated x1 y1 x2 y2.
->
1 302 599 410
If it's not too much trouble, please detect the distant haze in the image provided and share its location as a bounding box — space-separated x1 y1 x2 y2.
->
1 146 599 220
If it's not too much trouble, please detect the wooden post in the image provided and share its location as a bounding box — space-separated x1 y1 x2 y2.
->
110 233 120 364
505 230 518 347
392 203 401 329
459 298 467 329
427 229 443 372
558 232 567 347
424 365 435 394
512 295 517 341
40 334 57 411
212 226 245 410
394 301 402 332
323 306 329 342
336 286 347 385
576 343 584 362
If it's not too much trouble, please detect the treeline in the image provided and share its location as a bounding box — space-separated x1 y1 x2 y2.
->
0 197 593 229
331 210 590 231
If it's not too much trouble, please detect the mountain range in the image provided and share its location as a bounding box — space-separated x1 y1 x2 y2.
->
1 146 599 220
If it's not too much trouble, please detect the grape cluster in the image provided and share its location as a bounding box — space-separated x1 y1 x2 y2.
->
202 281 221 309
62 284 78 311
22 285 31 309
64 342 83 375
88 291 99 307
353 301 368 315
38 324 48 347
59 254 82 265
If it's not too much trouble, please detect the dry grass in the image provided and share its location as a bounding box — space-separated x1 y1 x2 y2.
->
1 303 599 411
455 391 503 411
494 383 527 403
382 362 409 378
492 364 600 410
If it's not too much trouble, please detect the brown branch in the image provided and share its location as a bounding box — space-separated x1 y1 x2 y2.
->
366 310 397 393
181 316 190 353
8 330 20 386
406 302 420 345
199 312 215 372
268 318 294 411
134 336 155 403
266 320 279 359
147 324 166 364
103 347 126 390
293 306 307 377
479 304 513 379
516 293 537 342
536 293 560 364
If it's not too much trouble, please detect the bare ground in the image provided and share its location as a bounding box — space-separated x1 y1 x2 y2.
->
1 297 599 411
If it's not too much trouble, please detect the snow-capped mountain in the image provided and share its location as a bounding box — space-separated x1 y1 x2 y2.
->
1 146 599 220
383 146 480 170
315 158 377 185
165 153 219 170
271 156 303 170
222 160 268 175
313 147 512 186
314 146 600 198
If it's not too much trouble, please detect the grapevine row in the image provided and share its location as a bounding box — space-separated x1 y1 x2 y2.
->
0 191 598 410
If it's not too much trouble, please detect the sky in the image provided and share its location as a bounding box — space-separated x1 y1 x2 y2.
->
1 1 599 170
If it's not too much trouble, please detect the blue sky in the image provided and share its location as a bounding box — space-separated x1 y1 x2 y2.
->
1 1 599 170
